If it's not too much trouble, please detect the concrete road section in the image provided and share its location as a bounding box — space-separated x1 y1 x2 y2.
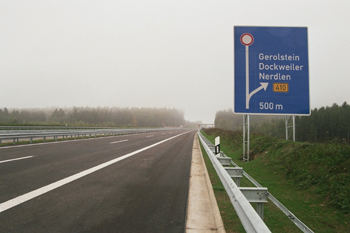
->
0 130 225 233
186 134 225 233
0 130 194 232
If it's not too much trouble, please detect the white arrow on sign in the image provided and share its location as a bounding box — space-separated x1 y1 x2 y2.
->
241 33 269 109
246 82 269 109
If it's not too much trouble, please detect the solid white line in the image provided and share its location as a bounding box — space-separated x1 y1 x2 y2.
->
110 139 128 144
0 156 34 164
0 131 190 213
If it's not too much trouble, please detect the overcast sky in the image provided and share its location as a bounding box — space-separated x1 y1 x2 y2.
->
1 0 349 123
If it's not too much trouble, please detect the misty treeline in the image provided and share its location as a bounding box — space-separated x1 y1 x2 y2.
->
214 102 350 143
0 107 187 127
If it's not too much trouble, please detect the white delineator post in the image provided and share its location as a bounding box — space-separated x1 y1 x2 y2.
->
215 136 220 155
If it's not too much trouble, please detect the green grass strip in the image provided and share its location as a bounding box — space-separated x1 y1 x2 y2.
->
201 131 350 232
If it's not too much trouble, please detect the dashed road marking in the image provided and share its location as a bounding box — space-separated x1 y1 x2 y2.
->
0 156 34 164
110 139 129 144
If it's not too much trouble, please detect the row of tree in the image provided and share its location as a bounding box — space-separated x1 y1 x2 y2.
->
295 102 350 143
0 107 186 127
214 102 350 143
214 109 285 136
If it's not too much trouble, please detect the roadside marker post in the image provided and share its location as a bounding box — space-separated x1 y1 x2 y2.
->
214 136 220 155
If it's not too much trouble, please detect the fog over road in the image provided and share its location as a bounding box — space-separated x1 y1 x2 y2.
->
0 130 196 233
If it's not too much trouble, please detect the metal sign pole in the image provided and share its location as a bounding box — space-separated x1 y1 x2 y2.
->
243 115 246 160
285 115 296 141
293 115 296 141
285 115 289 140
243 114 250 161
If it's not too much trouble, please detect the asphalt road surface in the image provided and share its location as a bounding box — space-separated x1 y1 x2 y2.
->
0 130 196 233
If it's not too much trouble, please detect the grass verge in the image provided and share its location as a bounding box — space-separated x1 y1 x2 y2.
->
200 130 350 232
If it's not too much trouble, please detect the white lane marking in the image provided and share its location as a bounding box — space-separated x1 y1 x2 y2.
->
0 131 190 213
0 156 34 164
110 139 128 144
146 135 154 137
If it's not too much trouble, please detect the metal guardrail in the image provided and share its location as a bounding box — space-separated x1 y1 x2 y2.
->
198 132 314 233
198 132 271 233
0 128 174 144
0 126 131 131
230 161 314 233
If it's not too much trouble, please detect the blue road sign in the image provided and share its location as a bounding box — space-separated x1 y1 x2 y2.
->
234 26 310 115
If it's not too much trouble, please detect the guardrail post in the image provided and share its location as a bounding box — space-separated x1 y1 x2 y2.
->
256 203 264 220
44 136 46 142
30 137 33 143
217 157 232 166
225 167 244 187
239 187 268 219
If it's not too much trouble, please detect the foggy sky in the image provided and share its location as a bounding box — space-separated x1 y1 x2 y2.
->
1 0 349 123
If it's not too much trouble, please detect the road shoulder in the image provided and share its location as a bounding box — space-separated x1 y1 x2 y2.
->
186 133 225 233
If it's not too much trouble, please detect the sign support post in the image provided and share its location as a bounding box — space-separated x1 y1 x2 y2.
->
243 114 250 161
285 115 296 141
